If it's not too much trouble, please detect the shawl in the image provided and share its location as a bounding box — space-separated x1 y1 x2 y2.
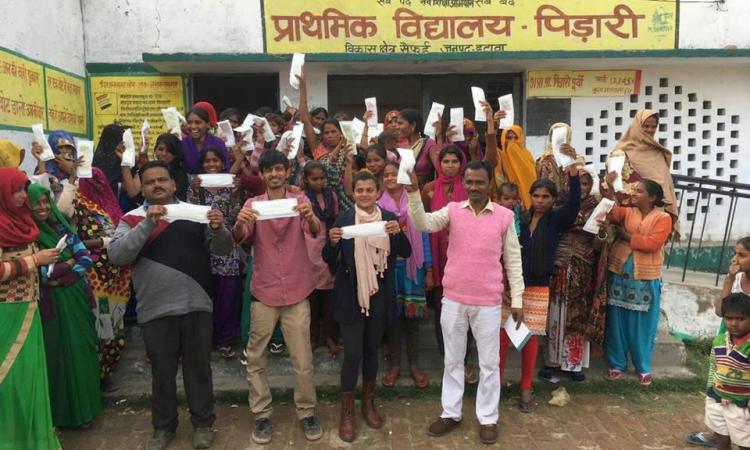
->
180 134 229 174
429 152 467 286
522 210 550 283
354 205 390 316
305 186 337 230
0 139 23 168
43 129 76 180
612 109 679 236
79 167 123 226
377 187 423 283
497 125 537 209
92 123 125 187
28 184 74 260
0 168 39 246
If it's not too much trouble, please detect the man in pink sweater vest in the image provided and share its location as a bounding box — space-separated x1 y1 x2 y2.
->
406 161 524 445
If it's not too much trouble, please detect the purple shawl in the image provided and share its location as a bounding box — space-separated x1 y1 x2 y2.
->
180 134 230 174
377 187 424 282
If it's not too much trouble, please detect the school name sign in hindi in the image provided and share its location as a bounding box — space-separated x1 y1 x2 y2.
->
527 70 642 97
262 0 676 55
89 74 185 149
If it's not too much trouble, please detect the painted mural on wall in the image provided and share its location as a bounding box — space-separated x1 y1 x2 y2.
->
262 0 677 54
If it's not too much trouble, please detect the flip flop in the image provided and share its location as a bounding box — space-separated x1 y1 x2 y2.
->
518 395 538 414
603 368 624 381
684 432 717 448
382 367 400 388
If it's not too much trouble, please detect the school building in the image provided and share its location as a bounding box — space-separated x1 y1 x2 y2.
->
1 0 749 245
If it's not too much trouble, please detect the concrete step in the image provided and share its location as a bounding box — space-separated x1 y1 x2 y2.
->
107 319 691 400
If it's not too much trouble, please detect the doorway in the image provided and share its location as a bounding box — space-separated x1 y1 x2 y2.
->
191 74 279 117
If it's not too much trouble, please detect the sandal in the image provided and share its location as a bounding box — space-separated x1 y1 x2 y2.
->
382 367 400 388
219 346 236 359
603 368 624 381
684 431 717 448
518 395 538 414
410 365 429 389
638 373 653 387
325 337 340 357
464 367 479 385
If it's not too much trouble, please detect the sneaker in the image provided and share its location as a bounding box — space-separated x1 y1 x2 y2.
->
269 342 285 355
569 371 586 382
146 430 176 450
301 416 323 441
427 417 461 437
479 424 498 445
252 418 273 445
192 427 214 449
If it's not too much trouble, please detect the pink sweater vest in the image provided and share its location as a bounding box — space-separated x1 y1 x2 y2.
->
442 201 513 306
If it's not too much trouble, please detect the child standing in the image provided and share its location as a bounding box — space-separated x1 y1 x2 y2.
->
303 161 340 356
704 292 750 450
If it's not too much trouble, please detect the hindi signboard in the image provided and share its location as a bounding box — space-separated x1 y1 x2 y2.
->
0 50 46 129
262 0 677 55
527 70 642 97
45 67 87 135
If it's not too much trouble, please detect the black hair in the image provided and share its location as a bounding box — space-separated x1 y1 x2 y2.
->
383 160 400 172
721 292 750 318
737 236 750 252
378 131 397 142
530 178 558 197
138 160 172 179
265 113 285 129
641 179 666 207
365 144 387 161
333 111 351 121
499 182 519 194
92 123 125 184
198 146 226 169
439 145 464 163
353 169 380 190
258 149 289 172
399 109 423 137
310 107 329 118
319 118 342 133
253 107 274 117
155 133 183 162
303 160 324 179
464 160 492 180
219 108 241 121
186 107 209 123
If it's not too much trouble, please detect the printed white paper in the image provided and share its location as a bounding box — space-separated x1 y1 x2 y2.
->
367 123 384 142
217 120 236 147
364 97 378 126
583 164 600 196
351 117 366 144
165 203 211 224
281 95 294 110
140 119 150 153
76 140 94 179
31 124 55 161
121 131 136 168
503 316 532 350
551 126 575 168
607 155 626 192
29 173 50 189
161 107 182 138
48 234 68 274
423 102 444 139
289 53 305 89
278 122 304 159
341 221 387 239
253 116 276 142
253 198 299 221
471 87 487 122
449 108 465 142
497 94 514 129
583 198 615 234
396 148 415 185
199 173 235 188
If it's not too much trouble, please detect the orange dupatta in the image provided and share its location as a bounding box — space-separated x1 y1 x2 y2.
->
496 125 537 209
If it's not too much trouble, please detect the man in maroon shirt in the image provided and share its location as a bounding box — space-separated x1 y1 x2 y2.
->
233 150 322 445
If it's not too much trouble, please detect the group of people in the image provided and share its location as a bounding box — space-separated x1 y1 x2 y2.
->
1 73 748 450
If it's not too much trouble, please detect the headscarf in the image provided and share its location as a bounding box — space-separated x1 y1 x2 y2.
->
0 168 39 246
429 148 467 286
305 186 337 230
377 187 423 283
193 101 218 127
353 205 390 316
613 109 679 235
27 183 74 260
384 110 400 125
44 130 76 180
0 140 23 168
497 125 537 209
92 123 125 187
79 167 123 226
454 119 483 160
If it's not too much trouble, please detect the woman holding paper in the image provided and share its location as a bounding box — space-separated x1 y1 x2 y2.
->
31 129 82 210
323 170 411 442
28 183 102 427
604 110 679 239
378 162 432 389
188 148 243 358
535 123 582 208
120 133 189 202
539 170 608 382
602 179 672 386
511 163 581 412
180 103 230 174
394 109 441 188
0 168 62 450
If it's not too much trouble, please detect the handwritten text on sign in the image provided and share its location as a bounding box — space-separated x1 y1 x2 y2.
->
262 0 676 54
46 67 87 135
0 51 45 128
526 70 642 98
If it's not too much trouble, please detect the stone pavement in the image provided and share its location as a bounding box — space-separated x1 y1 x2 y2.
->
59 392 706 450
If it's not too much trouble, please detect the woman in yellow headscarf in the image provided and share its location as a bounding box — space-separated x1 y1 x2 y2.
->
0 139 24 168
604 110 679 239
494 125 537 209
